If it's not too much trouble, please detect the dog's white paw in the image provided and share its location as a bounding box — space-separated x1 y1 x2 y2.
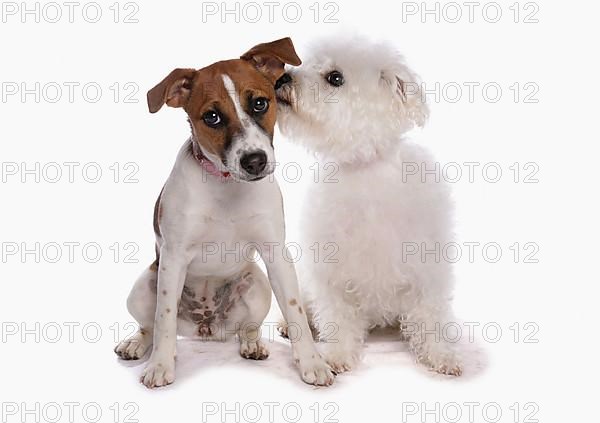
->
297 353 335 386
240 339 269 360
114 330 151 360
417 342 463 376
140 359 175 388
322 344 359 374
433 361 463 376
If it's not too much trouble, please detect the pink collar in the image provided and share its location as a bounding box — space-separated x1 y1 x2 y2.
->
191 141 231 179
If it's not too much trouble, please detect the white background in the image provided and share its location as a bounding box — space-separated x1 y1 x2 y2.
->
1 1 598 422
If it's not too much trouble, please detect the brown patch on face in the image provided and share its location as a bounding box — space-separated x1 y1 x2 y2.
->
289 298 298 306
149 260 158 272
166 308 171 313
183 60 278 163
298 306 303 314
147 38 301 171
225 60 278 139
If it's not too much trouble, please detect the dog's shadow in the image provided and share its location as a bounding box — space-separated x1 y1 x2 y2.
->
116 329 488 388
116 336 318 389
175 337 308 386
364 327 489 380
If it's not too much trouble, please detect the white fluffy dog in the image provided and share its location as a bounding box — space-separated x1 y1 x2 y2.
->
275 36 463 376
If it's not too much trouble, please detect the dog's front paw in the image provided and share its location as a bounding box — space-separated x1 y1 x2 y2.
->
322 344 359 374
240 339 269 360
140 359 175 388
434 361 463 376
297 354 335 386
417 342 463 376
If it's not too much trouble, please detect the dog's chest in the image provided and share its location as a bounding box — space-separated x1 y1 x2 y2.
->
160 155 282 276
184 217 262 277
174 191 275 277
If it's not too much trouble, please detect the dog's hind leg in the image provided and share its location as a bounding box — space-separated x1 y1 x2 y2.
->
114 263 157 360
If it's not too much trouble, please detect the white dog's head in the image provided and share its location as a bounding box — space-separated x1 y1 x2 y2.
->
275 35 428 163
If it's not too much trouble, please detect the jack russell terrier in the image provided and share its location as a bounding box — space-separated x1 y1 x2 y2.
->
114 38 335 388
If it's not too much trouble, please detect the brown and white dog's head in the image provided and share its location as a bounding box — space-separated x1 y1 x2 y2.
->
147 38 301 181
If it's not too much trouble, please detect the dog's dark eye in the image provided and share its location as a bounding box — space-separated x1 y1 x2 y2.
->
326 70 344 87
202 110 221 127
252 97 269 113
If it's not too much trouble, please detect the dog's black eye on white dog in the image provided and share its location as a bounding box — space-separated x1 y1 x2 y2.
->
202 110 222 127
252 97 269 114
326 70 344 87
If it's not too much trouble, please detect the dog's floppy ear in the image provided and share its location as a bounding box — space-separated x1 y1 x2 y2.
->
241 37 302 83
381 63 429 128
147 68 196 113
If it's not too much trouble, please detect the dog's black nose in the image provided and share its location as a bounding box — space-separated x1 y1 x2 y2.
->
275 73 292 90
240 151 267 176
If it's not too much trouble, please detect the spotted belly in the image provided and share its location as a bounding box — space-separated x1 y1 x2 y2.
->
177 273 252 337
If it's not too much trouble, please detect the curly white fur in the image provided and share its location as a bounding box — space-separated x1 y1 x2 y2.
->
277 35 463 376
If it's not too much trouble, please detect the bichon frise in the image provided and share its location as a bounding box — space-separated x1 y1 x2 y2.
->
276 35 463 376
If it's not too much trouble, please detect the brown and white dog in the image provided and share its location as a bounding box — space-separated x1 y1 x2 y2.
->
114 38 335 388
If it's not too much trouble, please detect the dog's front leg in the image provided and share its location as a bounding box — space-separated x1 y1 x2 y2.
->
140 248 188 388
261 245 335 386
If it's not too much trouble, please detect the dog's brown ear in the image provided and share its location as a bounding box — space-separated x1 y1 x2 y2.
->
241 37 301 83
147 68 196 113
